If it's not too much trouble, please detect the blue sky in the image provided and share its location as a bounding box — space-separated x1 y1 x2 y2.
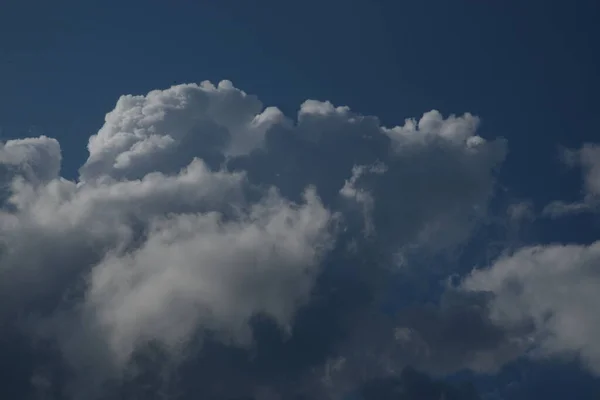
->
1 1 600 399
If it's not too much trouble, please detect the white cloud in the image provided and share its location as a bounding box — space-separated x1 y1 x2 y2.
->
85 187 333 369
80 81 286 182
1 159 334 368
0 136 61 184
0 80 511 397
236 100 507 261
384 109 481 148
462 241 600 374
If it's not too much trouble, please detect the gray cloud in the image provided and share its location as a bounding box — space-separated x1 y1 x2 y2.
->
305 289 529 400
462 241 600 375
79 81 285 182
0 136 61 186
85 187 333 369
0 81 511 399
543 144 600 217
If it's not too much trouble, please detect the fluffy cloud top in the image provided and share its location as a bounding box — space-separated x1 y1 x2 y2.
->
87 187 333 368
0 136 61 184
0 80 511 399
544 144 600 217
80 81 285 182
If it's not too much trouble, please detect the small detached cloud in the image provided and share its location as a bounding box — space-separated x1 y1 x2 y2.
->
543 144 600 217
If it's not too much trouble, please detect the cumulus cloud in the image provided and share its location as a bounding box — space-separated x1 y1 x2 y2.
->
232 104 506 261
462 241 600 375
86 187 333 368
80 81 286 182
0 80 511 399
0 157 249 323
1 162 334 396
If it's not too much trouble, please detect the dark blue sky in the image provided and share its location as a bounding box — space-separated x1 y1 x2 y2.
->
2 0 598 192
2 0 600 398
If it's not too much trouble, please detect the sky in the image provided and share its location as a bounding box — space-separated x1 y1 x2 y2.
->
1 0 600 399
